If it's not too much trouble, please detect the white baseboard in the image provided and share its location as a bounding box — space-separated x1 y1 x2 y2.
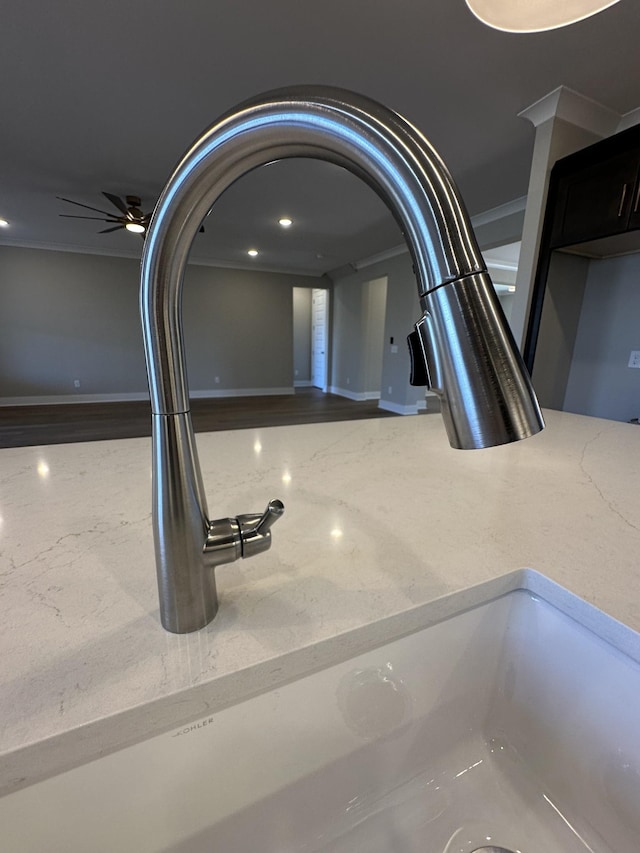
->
0 387 295 407
378 394 431 415
378 399 421 416
0 392 150 406
330 386 424 414
293 379 313 388
329 385 368 402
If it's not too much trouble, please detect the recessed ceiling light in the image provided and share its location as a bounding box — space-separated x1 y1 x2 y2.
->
247 248 259 257
465 0 621 32
125 222 145 234
0 219 9 228
278 217 293 228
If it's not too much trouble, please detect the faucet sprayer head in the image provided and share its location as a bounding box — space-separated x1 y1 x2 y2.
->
408 271 543 450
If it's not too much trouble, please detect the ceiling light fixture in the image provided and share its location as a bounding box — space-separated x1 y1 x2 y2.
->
247 248 259 257
125 222 146 234
465 0 621 32
0 218 9 228
278 217 293 228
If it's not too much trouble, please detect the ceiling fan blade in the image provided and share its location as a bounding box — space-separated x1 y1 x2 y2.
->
59 214 120 222
99 225 125 233
56 196 116 217
102 192 130 217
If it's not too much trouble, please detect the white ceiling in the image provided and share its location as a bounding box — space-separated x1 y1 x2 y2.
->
1 0 638 276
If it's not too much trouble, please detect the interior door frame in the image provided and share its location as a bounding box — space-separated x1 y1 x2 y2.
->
311 287 329 392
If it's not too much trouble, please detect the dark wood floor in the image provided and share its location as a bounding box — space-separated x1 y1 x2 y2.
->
0 388 436 449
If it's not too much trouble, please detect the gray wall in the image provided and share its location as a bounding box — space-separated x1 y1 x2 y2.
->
0 248 148 398
183 264 298 393
563 254 640 422
330 274 387 399
292 287 312 384
0 246 317 400
331 273 365 396
363 277 387 396
329 253 424 412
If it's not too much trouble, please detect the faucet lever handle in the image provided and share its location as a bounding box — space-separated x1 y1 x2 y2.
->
236 498 285 560
255 498 285 535
204 499 285 569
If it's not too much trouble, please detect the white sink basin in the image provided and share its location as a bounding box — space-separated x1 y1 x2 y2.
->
2 582 639 852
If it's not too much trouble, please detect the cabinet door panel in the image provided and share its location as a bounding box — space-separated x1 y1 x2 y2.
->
551 152 639 247
629 178 640 232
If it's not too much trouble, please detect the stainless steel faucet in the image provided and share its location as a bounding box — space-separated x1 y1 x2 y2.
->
140 86 544 634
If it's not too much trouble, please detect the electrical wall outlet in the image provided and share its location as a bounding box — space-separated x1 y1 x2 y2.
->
628 351 640 368
73 379 81 389
214 376 220 384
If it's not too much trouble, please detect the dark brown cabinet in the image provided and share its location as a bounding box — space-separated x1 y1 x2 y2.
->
550 149 640 248
629 175 640 231
524 122 640 371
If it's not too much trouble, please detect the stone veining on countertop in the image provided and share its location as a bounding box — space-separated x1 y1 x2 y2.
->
578 427 640 532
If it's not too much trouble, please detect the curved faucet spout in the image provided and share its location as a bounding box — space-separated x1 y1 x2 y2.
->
140 86 543 633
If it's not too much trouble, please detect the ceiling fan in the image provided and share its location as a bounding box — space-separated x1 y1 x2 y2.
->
57 192 205 238
57 192 153 237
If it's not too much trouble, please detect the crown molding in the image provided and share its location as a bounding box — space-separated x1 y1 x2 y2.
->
518 86 620 137
349 196 527 273
0 238 324 278
353 243 407 271
618 106 640 132
0 237 143 261
470 196 526 227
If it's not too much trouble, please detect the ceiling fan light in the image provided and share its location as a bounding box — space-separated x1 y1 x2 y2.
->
125 222 146 234
465 0 621 32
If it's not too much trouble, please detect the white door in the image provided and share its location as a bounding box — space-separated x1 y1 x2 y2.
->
311 288 328 391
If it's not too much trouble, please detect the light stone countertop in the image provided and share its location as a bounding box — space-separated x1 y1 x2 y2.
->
1 408 639 794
